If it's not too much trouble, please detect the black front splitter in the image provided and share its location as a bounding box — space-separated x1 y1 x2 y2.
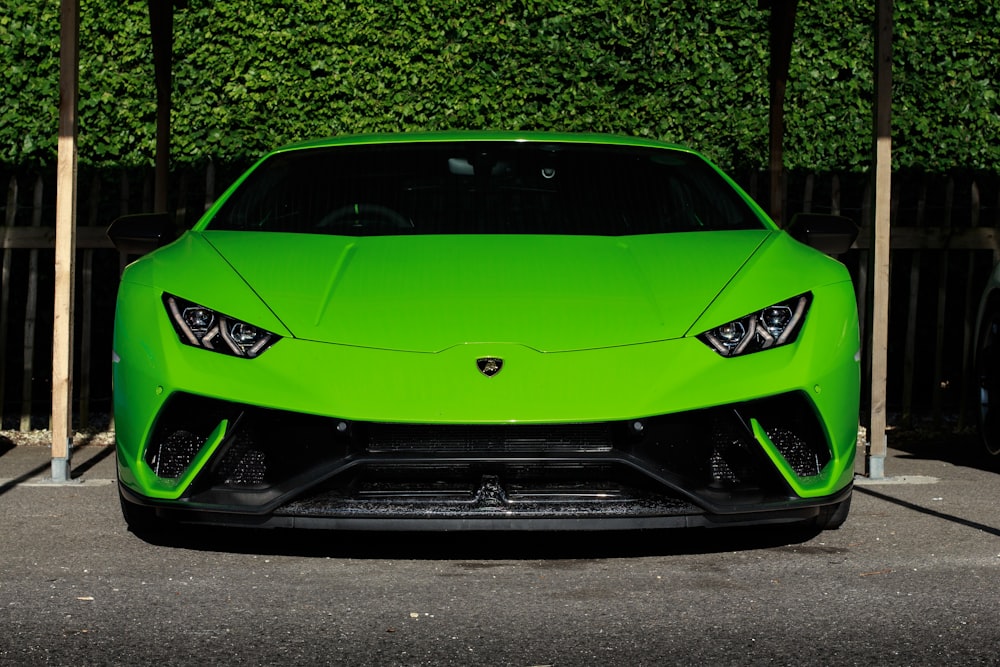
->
122 482 850 532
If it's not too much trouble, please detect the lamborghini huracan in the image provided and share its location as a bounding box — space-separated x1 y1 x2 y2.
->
109 132 860 534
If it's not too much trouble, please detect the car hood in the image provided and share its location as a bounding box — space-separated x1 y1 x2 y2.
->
201 231 772 352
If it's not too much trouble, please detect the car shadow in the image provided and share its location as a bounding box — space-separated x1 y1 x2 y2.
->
887 427 1000 473
132 522 823 559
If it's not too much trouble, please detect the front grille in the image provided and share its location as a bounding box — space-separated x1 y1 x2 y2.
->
750 396 831 477
145 393 351 488
280 464 704 518
767 427 824 477
366 423 614 453
216 433 269 487
145 394 237 479
147 429 203 478
146 391 834 519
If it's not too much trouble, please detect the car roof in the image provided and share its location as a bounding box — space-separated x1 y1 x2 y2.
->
272 131 697 155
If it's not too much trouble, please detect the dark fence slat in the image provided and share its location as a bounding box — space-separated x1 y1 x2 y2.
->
1 226 113 249
931 177 956 426
77 172 102 427
204 161 216 212
20 175 43 431
851 226 1000 251
857 179 872 407
831 174 841 216
901 175 928 428
0 175 16 427
958 180 984 430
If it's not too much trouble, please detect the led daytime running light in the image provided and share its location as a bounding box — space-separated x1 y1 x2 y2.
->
699 294 811 357
164 294 279 358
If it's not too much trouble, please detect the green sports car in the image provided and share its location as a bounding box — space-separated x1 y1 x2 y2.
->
109 132 860 534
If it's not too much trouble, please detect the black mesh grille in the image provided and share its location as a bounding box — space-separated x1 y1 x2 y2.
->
145 394 238 479
706 416 759 485
366 423 614 454
216 435 269 487
148 391 835 519
748 394 832 477
280 463 704 518
765 427 825 477
148 429 204 478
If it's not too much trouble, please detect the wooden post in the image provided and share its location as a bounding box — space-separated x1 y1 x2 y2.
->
51 0 79 482
865 0 892 479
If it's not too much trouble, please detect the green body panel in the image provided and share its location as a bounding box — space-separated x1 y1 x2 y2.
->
113 132 859 512
113 277 858 499
199 230 772 351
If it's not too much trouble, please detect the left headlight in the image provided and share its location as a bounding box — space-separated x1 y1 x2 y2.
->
698 293 811 357
163 293 280 359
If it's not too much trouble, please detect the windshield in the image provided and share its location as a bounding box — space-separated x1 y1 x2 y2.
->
208 142 765 236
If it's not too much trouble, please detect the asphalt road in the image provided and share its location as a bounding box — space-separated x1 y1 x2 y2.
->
2 434 999 666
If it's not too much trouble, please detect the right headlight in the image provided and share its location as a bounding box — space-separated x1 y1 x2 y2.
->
697 293 811 357
163 293 280 359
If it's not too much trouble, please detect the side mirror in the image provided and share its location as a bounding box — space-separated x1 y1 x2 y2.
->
787 213 858 256
107 213 175 256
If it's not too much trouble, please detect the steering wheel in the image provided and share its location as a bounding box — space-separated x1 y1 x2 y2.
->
316 203 413 232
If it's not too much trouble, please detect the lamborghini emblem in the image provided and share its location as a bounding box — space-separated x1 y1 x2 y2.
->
476 357 504 377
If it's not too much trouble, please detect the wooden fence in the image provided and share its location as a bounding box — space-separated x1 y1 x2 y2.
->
1 165 998 432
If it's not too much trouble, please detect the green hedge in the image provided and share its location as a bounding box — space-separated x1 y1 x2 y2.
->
1 0 997 171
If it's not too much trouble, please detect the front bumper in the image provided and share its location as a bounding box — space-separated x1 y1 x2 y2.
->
114 279 859 530
118 390 853 530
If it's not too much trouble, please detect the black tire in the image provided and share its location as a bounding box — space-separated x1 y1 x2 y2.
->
119 488 166 537
814 494 851 530
976 304 1000 458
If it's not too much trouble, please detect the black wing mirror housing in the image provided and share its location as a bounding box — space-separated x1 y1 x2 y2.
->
107 213 176 256
787 213 859 256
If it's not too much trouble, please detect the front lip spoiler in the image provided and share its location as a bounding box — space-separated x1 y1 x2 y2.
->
128 449 808 517
119 481 852 532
